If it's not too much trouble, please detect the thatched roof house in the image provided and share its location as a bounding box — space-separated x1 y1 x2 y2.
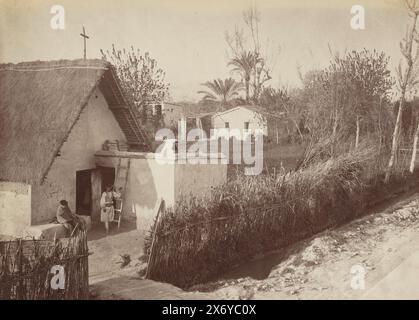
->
0 59 228 239
0 59 149 185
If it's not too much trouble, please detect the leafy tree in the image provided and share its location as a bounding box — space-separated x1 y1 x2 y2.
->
228 51 261 103
101 44 169 124
297 50 393 148
326 49 393 147
197 78 244 110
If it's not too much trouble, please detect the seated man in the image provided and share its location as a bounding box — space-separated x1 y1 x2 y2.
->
56 200 77 236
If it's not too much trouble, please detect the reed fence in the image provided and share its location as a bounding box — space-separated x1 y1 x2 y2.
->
0 228 89 300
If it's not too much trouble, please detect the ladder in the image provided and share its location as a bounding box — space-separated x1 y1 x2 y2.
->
112 157 130 229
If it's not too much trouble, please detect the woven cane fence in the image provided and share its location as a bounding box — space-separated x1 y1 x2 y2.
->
0 229 89 300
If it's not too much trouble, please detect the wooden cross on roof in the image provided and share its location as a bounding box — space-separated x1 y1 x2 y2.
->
80 26 90 60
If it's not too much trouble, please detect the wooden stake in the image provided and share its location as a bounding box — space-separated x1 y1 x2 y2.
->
410 122 419 173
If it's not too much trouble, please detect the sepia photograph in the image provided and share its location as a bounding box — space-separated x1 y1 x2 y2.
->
1 0 419 306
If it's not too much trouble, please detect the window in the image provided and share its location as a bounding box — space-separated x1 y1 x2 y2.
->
154 104 162 116
225 122 230 128
244 122 250 130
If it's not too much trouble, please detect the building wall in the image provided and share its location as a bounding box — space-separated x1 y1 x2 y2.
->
95 154 175 234
0 182 31 236
95 153 227 236
31 88 127 224
212 107 268 137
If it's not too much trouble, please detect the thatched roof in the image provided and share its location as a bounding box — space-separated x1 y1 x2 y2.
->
0 59 149 185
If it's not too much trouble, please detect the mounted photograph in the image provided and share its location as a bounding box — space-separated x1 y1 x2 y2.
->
1 0 419 301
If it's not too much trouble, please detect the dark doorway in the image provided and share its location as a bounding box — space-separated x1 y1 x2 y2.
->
100 167 115 193
76 170 93 215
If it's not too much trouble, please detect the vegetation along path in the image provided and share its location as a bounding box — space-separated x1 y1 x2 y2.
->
89 189 419 299
190 190 419 300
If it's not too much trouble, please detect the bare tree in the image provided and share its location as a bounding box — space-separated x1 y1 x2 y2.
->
410 122 419 172
386 0 419 181
225 6 276 103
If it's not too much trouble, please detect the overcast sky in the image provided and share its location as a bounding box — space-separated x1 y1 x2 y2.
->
0 0 410 101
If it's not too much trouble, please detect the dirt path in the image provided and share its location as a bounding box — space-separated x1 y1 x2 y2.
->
192 192 419 299
87 226 214 299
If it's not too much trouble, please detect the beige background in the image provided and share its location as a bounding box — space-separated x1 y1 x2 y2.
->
0 0 409 101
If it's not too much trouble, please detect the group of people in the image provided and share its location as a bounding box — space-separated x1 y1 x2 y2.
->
56 186 123 236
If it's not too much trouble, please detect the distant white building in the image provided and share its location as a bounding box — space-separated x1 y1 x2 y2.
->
212 106 268 138
160 102 185 128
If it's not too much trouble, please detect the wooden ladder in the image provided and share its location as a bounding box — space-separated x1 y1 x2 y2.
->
113 157 130 229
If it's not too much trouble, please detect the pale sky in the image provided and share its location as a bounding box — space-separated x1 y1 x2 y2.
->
0 0 410 101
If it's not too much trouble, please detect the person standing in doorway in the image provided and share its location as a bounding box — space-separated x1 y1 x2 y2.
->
100 186 115 235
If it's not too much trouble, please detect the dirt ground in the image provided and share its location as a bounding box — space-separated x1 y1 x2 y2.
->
87 222 145 285
191 191 419 299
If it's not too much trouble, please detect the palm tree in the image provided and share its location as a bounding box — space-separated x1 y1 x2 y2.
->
228 51 261 103
198 78 244 110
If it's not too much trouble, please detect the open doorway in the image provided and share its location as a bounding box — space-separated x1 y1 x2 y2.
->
76 170 93 216
100 167 115 193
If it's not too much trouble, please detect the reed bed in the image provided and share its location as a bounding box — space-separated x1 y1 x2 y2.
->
0 228 89 300
144 145 386 288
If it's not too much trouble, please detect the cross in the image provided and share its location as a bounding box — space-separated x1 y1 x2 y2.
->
80 26 89 60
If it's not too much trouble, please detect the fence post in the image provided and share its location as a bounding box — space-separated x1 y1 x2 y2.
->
17 239 24 299
145 198 165 279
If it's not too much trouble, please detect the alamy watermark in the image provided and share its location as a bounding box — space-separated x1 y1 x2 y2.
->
350 264 366 290
154 120 264 175
50 265 65 290
350 5 365 30
50 5 65 30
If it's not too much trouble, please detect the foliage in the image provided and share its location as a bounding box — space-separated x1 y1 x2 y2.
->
197 78 244 110
144 145 394 288
327 49 393 119
258 86 290 113
101 44 170 123
296 49 394 143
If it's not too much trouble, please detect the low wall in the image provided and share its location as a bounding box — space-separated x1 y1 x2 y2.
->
95 151 227 235
0 182 31 237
